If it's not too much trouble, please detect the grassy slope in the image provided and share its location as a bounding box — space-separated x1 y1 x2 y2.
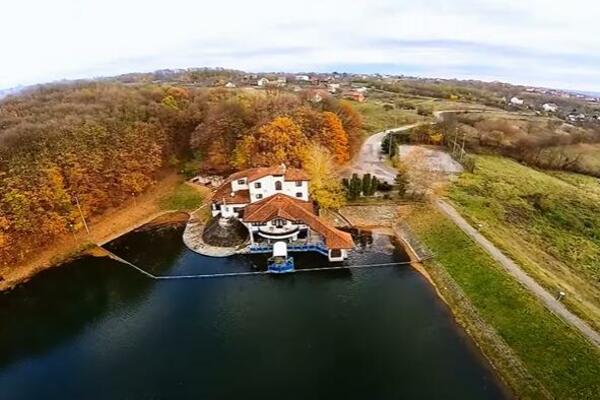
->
447 156 600 331
405 205 600 399
159 182 206 211
352 101 423 134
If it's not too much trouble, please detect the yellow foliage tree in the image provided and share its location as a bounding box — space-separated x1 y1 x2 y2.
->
301 144 346 209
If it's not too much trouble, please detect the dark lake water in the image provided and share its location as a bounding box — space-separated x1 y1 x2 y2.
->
0 225 508 399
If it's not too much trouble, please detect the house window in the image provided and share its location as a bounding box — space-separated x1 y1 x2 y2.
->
295 181 302 187
295 192 303 198
256 194 263 199
275 181 282 190
237 179 245 184
273 219 285 228
254 182 261 189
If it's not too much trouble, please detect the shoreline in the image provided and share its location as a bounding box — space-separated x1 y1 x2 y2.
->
0 173 201 293
392 226 540 399
0 210 189 293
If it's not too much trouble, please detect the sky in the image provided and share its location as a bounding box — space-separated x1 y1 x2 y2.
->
2 0 600 92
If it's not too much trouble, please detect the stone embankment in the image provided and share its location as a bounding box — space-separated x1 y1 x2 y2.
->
182 217 241 257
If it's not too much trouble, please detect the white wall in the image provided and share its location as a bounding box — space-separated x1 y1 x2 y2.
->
248 175 308 202
231 177 248 192
219 203 247 218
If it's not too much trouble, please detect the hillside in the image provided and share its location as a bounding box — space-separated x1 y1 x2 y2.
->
448 155 600 330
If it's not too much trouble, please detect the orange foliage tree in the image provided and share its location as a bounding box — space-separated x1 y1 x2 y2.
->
234 117 307 168
316 112 350 164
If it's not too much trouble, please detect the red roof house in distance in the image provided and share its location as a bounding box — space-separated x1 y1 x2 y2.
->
210 164 354 261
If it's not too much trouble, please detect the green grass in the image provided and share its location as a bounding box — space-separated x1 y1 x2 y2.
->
159 183 204 211
447 155 600 330
406 206 600 399
550 165 600 194
352 101 423 134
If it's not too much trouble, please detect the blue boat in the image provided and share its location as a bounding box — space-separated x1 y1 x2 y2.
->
267 242 295 273
267 256 295 273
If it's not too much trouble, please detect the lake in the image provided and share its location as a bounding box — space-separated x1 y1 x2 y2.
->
0 224 508 399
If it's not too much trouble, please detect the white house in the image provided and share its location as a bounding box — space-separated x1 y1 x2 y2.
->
542 103 558 112
567 113 586 122
224 82 236 88
295 75 310 82
327 83 340 93
257 78 269 86
210 165 353 261
510 96 524 105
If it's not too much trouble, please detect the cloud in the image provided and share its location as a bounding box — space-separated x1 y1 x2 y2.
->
1 0 599 91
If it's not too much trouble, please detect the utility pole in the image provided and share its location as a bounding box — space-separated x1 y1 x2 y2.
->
74 195 90 234
460 131 467 162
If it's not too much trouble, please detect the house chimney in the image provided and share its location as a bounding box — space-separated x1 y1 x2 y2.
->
280 163 287 173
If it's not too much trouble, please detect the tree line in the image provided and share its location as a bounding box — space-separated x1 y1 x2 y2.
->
0 83 362 269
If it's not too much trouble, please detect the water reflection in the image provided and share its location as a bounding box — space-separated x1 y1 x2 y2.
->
0 224 508 400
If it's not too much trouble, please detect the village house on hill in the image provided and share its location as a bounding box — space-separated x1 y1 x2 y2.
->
210 165 354 261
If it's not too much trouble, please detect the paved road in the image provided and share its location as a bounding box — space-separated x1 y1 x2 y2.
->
342 123 419 183
435 198 600 348
346 109 600 348
343 109 472 182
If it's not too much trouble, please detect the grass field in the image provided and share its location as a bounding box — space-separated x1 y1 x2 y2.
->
404 205 600 399
447 155 600 332
352 101 424 134
159 182 206 211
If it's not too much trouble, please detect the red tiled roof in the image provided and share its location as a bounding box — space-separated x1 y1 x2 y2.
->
243 194 354 250
212 166 309 204
213 186 250 204
245 166 309 182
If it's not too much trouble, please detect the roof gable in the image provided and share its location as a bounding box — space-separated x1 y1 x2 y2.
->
243 194 354 249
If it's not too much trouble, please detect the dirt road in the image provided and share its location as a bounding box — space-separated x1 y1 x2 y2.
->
342 123 419 183
347 109 600 348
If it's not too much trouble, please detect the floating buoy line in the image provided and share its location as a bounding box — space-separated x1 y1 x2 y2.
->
101 247 428 281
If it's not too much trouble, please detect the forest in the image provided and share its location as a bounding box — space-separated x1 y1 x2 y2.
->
0 83 361 268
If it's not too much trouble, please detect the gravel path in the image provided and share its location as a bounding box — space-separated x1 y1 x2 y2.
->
347 112 600 348
435 198 600 348
342 124 419 183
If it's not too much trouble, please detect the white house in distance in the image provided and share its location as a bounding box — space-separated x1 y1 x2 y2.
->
510 96 524 105
542 103 558 112
210 165 354 261
257 78 269 86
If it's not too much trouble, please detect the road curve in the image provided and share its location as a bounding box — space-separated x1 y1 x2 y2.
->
343 109 477 182
346 108 600 348
342 123 419 183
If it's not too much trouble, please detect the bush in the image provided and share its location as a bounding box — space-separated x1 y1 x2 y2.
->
416 105 433 116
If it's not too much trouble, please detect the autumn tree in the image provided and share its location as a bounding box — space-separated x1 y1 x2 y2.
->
234 116 307 168
301 144 346 209
317 112 350 164
401 148 447 199
334 100 363 151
